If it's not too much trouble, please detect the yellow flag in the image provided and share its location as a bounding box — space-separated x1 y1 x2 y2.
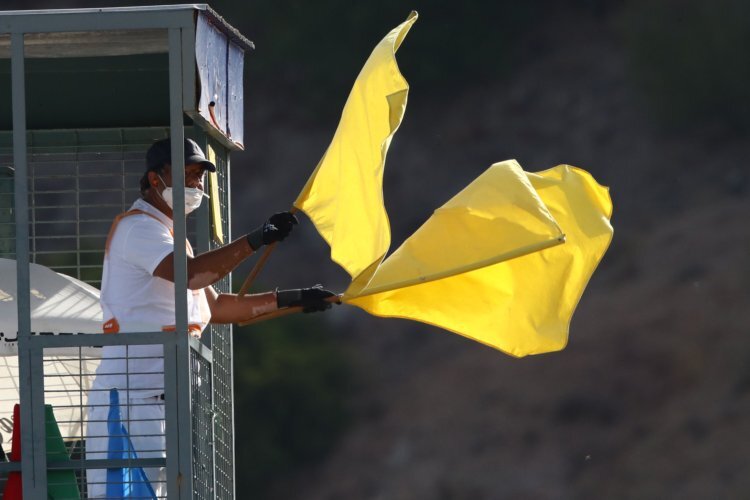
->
345 164 613 357
206 144 224 244
344 160 565 297
294 11 418 285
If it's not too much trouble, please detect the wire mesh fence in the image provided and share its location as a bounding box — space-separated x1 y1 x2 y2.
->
0 128 233 499
203 141 235 500
43 345 168 498
0 129 157 284
191 347 214 498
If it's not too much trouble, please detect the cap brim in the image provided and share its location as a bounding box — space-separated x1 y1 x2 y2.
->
186 155 217 172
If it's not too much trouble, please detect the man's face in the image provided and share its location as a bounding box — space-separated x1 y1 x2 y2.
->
161 163 207 191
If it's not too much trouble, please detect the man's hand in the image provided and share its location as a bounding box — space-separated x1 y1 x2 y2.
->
246 212 299 250
276 285 337 313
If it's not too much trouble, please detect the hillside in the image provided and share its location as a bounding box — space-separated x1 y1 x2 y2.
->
234 9 750 500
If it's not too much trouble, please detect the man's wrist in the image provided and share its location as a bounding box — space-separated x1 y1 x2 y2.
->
276 288 302 308
246 228 263 251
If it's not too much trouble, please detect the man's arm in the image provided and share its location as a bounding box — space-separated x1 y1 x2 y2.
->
206 285 336 324
204 286 278 323
152 211 298 289
153 236 252 290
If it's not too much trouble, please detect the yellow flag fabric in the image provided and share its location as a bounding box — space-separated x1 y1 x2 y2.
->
344 160 565 297
294 11 417 286
206 144 224 244
345 164 613 357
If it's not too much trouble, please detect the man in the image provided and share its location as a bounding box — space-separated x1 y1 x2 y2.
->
86 137 334 498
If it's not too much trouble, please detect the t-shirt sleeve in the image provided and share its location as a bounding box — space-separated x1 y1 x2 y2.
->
119 217 175 275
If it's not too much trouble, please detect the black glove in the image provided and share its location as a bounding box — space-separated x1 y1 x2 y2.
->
247 212 299 250
276 285 337 313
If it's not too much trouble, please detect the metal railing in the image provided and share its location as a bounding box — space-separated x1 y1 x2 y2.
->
0 129 233 498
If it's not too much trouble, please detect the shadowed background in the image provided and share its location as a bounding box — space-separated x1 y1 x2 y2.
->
5 1 750 498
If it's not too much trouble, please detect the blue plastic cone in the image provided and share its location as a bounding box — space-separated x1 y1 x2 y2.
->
106 389 156 499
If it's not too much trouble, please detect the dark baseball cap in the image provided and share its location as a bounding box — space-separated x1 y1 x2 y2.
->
146 138 216 172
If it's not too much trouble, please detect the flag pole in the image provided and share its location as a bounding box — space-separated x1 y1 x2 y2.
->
237 305 301 325
238 207 299 297
237 294 341 326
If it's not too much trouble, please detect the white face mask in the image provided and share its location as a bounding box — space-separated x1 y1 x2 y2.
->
158 175 207 215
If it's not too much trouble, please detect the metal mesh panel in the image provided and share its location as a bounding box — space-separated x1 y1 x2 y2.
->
41 345 98 496
41 344 168 498
210 321 233 499
0 129 169 286
190 347 214 498
0 130 168 496
205 143 235 499
0 166 14 257
0 128 233 499
28 150 141 286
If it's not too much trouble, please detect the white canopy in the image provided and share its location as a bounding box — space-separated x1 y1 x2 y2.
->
0 258 102 448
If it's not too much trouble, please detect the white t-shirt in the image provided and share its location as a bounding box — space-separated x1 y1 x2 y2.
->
93 198 211 398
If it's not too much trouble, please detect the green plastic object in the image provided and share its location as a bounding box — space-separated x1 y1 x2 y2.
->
44 405 81 500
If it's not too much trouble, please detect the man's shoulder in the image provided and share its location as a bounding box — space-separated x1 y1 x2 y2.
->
109 212 172 253
116 211 169 234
